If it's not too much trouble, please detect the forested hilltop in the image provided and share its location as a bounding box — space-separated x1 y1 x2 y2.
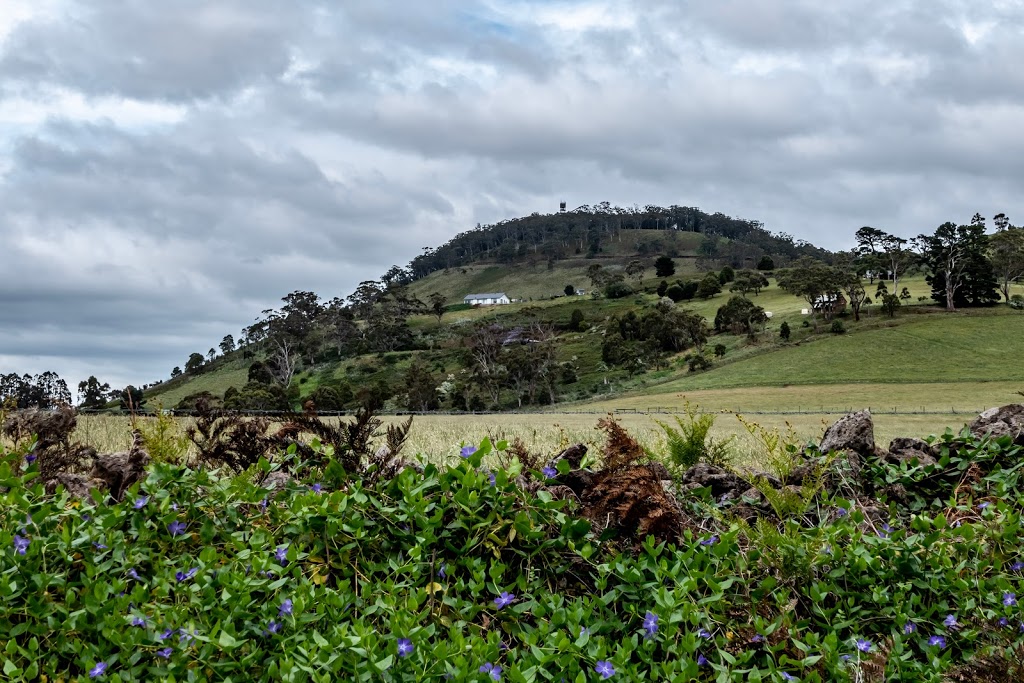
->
404 203 831 281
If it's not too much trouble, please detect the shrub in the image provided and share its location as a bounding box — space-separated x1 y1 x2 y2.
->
137 406 189 465
603 280 634 299
665 284 686 302
779 321 791 340
830 320 846 334
687 354 712 372
713 343 727 357
653 402 732 472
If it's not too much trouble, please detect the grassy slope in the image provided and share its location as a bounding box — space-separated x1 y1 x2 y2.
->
405 230 705 303
143 359 250 408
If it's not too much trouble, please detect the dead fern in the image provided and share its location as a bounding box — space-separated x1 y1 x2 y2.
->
596 416 647 471
2 406 96 479
186 398 275 473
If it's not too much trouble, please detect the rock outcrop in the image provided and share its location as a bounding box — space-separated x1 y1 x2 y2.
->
969 404 1024 446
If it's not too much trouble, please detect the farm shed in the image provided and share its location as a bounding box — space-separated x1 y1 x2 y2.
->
463 292 511 305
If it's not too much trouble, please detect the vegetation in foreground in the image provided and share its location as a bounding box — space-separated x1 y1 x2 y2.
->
3 403 1024 681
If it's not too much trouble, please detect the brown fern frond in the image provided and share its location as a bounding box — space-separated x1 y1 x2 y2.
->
596 416 646 471
385 416 413 458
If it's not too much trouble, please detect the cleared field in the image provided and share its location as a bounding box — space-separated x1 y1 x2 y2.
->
640 313 1024 393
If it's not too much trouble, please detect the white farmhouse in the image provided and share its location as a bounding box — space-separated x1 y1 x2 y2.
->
463 292 511 306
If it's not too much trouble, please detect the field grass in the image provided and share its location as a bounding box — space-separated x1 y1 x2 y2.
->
143 360 251 408
637 312 1024 394
67 408 980 473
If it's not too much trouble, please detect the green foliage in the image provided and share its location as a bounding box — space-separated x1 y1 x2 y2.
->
136 405 189 465
713 343 727 358
603 280 634 299
757 255 775 271
653 402 732 473
718 266 735 284
687 354 712 372
779 321 791 341
696 272 723 299
6 430 1024 681
654 255 675 277
736 414 803 479
829 320 845 334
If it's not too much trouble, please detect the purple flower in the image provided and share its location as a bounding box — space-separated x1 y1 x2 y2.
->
167 521 187 537
878 523 893 538
170 503 178 511
542 466 557 478
928 635 946 648
158 629 174 641
479 663 503 681
1005 593 1017 607
697 628 712 639
132 616 147 627
697 654 709 666
780 673 797 682
840 655 851 662
594 660 615 679
437 563 447 579
999 617 1010 627
259 498 269 510
175 568 198 582
93 542 107 551
943 614 958 629
13 535 29 555
279 599 293 617
580 626 590 637
460 445 477 458
134 496 149 509
750 634 765 643
128 568 141 581
156 647 172 658
855 639 872 653
89 662 107 678
488 471 497 486
397 638 414 657
493 592 515 609
642 612 659 638
699 536 719 546
274 545 288 566
1012 561 1024 572
1019 622 1024 634
978 501 991 510
266 620 282 635
835 507 848 517
903 622 917 634
179 631 194 646
25 454 37 464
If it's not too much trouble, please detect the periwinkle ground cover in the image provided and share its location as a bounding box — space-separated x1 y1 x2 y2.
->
2 434 1024 681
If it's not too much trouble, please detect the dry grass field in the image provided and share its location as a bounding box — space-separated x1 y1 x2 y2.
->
65 408 976 471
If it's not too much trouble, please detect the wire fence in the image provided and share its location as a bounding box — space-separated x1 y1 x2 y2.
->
77 406 987 418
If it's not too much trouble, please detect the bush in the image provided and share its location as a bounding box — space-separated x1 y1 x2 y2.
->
1011 295 1024 310
603 280 634 299
830 320 846 334
654 405 732 474
665 284 686 302
779 321 791 340
687 354 712 372
713 343 727 358
656 280 668 297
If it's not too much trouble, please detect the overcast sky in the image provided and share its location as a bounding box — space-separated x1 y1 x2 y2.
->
1 0 1022 392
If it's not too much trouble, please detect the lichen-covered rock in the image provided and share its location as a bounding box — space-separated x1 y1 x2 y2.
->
885 437 937 467
90 430 149 501
677 463 750 501
44 473 104 499
819 410 876 456
546 443 588 471
969 404 1024 446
